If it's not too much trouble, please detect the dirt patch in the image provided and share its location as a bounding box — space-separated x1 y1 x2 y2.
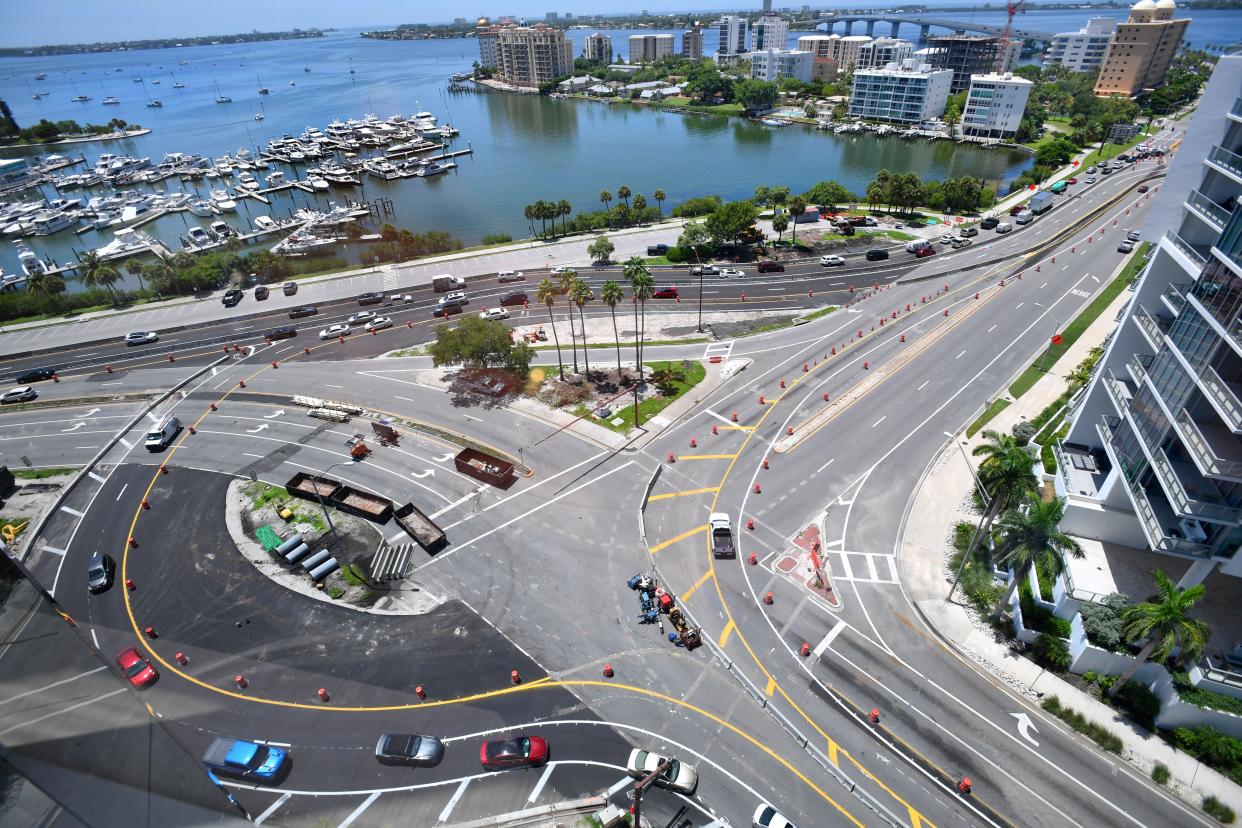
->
1 470 76 556
706 315 799 338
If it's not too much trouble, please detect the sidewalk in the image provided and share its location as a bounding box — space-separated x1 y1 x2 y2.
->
900 281 1242 813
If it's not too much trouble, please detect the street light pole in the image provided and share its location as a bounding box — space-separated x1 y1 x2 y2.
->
311 459 353 549
693 248 705 333
943 431 992 603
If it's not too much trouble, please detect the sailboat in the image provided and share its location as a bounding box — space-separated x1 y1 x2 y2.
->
255 100 266 121
214 78 231 104
349 57 356 75
171 73 184 89
257 75 270 95
70 80 91 102
142 79 162 108
303 61 311 73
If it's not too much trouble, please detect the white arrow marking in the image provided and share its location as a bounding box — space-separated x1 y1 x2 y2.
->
61 422 85 432
410 469 435 479
433 453 454 463
264 409 286 419
1010 712 1040 747
246 424 269 434
82 407 101 417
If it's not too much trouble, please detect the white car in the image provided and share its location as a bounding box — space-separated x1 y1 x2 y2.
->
819 255 845 267
938 233 955 244
442 291 468 305
124 331 158 346
753 802 797 828
718 268 745 279
626 749 698 795
347 311 376 326
1127 229 1141 242
319 323 352 340
479 308 510 321
550 266 572 275
1085 175 1097 184
0 386 36 404
365 316 393 332
497 270 525 283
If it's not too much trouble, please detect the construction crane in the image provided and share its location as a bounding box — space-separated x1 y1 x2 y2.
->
1001 0 1027 44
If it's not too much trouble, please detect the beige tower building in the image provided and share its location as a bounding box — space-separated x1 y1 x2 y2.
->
1094 0 1189 98
496 24 575 88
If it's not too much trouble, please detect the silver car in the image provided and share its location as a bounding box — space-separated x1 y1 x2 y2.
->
0 386 36 404
124 331 159 346
375 734 445 767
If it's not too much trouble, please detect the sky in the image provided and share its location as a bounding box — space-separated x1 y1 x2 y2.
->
5 1 753 47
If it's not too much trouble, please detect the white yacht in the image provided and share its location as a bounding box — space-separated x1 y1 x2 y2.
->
415 160 455 178
309 176 329 191
14 241 48 277
186 226 215 249
31 210 78 235
265 171 287 187
188 200 213 217
237 172 259 190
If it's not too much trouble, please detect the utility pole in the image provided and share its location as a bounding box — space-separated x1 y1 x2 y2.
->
630 758 671 828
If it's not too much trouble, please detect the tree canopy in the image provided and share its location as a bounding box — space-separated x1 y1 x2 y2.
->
428 315 534 376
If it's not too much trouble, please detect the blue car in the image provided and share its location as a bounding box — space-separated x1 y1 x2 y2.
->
202 738 289 783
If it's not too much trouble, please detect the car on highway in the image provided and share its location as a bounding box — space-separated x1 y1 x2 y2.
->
282 281 298 296
866 248 890 261
1127 229 1142 242
550 266 572 275
819 255 845 267
347 311 376 326
497 270 525 283
995 222 1013 234
86 552 115 593
1 387 37 404
433 304 463 319
479 736 548 770
914 245 936 258
221 289 243 307
266 326 297 341
319 323 352 340
690 265 719 276
499 291 528 307
950 237 973 249
1117 240 1136 253
442 291 468 305
938 233 955 244
16 368 55 384
756 260 784 273
1086 165 1097 174
652 287 679 299
718 268 745 279
289 305 318 319
375 733 445 767
1086 175 1097 184
1009 204 1027 217
388 294 413 304
1014 210 1034 225
124 331 159 346
364 316 393 332
254 285 269 301
357 291 385 305
202 738 289 783
959 226 978 237
980 217 1000 230
1067 177 1078 185
1137 184 1150 193
753 802 797 828
479 308 510 321
115 646 158 688
625 749 698 794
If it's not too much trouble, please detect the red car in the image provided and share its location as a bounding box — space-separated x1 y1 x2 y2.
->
756 260 784 273
914 246 936 259
1009 204 1026 216
116 646 158 688
652 287 679 299
479 736 548 769
1067 177 1078 185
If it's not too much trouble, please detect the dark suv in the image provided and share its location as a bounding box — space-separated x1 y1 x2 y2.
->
358 292 385 306
980 217 1000 230
499 291 528 307
15 367 55 384
222 289 243 307
288 305 318 319
266 326 297 341
865 249 889 261
757 260 784 273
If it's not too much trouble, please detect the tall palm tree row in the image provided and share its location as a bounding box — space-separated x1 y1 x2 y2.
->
1108 570 1210 698
534 278 564 380
624 256 654 385
80 250 121 302
617 185 631 208
555 269 578 374
990 494 1082 618
570 277 593 378
600 279 625 375
652 190 666 215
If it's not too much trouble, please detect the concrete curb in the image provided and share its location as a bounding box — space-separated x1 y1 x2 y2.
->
442 796 606 828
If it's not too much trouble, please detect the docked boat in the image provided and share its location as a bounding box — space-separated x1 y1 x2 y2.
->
253 215 279 232
93 227 165 261
415 160 455 177
188 199 214 217
172 81 185 89
15 241 48 277
265 171 287 188
210 189 237 213
117 202 153 226
237 172 259 190
363 159 402 181
31 210 78 235
186 226 215 249
146 100 162 108
309 176 329 192
214 80 231 104
102 96 120 105
210 220 235 238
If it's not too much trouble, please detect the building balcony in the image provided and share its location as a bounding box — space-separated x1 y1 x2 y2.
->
1187 189 1231 234
1208 144 1242 185
1231 97 1242 123
1175 407 1242 482
1125 471 1217 559
1200 364 1242 433
1149 445 1242 525
1127 353 1153 387
1055 440 1111 499
1161 279 1191 316
1103 368 1135 414
1134 304 1171 351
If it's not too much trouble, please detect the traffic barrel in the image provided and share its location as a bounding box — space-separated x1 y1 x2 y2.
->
233 344 241 352
602 663 614 678
758 394 765 405
141 499 150 510
958 778 972 795
891 311 897 319
175 652 188 665
731 412 738 422
803 362 808 372
222 346 230 354
831 346 836 355
823 393 829 401
339 335 345 343
746 518 754 530
145 626 157 639
511 670 521 685
779 379 785 389
264 337 272 345
753 483 761 494
239 379 246 388
52 373 59 383
900 334 905 342
271 361 278 369
869 708 881 724
800 642 811 657
863 361 869 370
415 685 426 699
786 426 793 436
689 437 697 448
748 552 757 565
125 578 135 590
128 536 138 548
974 292 979 299
317 688 330 702
763 591 774 605
944 309 949 317
304 347 310 355
234 674 248 689
371 329 377 336
188 426 196 434
159 465 168 475
105 365 113 374
168 354 175 363
711 425 718 435
739 291 746 301
406 321 412 328
906 304 910 311
1036 264 1041 272
209 403 217 411
762 458 769 469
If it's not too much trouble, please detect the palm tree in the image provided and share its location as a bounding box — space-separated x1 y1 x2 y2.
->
26 271 66 310
556 269 578 373
535 278 565 381
652 189 666 215
788 196 806 245
617 185 631 208
632 194 647 214
991 494 1082 617
772 212 789 243
599 190 612 212
601 279 625 375
80 250 121 302
570 277 593 378
532 200 550 238
624 256 653 384
1108 570 1210 698
557 199 572 236
523 204 536 237
125 259 147 294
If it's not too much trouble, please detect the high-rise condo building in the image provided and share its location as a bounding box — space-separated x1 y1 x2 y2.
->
1094 0 1190 98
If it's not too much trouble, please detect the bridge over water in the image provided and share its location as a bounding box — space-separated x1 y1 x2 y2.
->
807 13 1057 42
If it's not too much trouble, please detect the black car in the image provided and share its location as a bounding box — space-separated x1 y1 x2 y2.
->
15 368 55 384
433 304 463 318
980 217 1000 230
222 289 243 307
646 244 670 256
86 552 115 593
375 734 445 767
757 260 784 273
358 292 385 306
266 326 297 341
288 305 319 319
499 291 528 307
254 285 269 301
865 249 889 261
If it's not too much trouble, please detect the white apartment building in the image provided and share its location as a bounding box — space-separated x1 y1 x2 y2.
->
848 60 953 124
749 49 813 84
717 14 750 56
1047 19 1117 73
628 33 674 64
1056 55 1242 593
857 37 915 70
795 33 872 81
753 15 790 52
584 32 613 63
962 72 1033 139
477 25 500 69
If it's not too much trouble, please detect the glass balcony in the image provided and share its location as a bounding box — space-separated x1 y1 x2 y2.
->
1125 475 1217 558
1175 408 1242 481
1187 189 1231 232
1134 304 1170 349
1200 364 1242 432
1149 445 1242 524
1232 97 1242 121
1103 368 1135 413
1165 232 1208 274
1162 279 1191 315
1127 353 1153 387
1055 440 1110 499
1209 144 1242 181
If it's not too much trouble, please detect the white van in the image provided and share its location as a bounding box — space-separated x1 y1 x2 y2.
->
145 414 182 451
995 222 1014 234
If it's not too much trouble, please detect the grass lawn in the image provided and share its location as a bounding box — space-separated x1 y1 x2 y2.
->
12 467 75 479
870 230 917 241
1008 243 1148 399
1082 132 1154 169
643 255 675 266
967 399 1011 438
577 359 707 433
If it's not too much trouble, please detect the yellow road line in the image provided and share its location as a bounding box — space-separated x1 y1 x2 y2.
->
718 619 737 647
678 453 738 460
647 487 720 502
765 676 778 697
828 739 839 766
680 567 714 603
648 523 707 554
717 425 754 432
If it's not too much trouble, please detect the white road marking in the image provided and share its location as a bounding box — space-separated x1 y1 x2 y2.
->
872 416 886 428
116 484 128 501
429 485 485 520
87 471 106 483
955 350 966 360
1039 282 1047 288
815 457 835 474
439 779 470 823
395 396 414 402
254 793 291 825
916 380 930 391
703 409 739 427
527 763 554 803
1062 265 1070 271
0 687 127 737
387 530 407 544
145 412 159 423
75 446 100 450
1015 303 1023 310
606 776 633 797
813 620 847 657
40 545 66 556
337 791 381 828
986 325 996 333
243 453 264 458
91 629 99 649
325 384 343 389
0 666 105 707
60 506 85 518
118 437 132 449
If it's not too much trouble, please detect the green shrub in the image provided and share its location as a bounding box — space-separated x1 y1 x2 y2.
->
1020 581 1070 638
672 195 722 217
664 245 694 263
1041 695 1123 753
1204 796 1236 824
1151 763 1170 785
480 233 513 245
1034 633 1071 671
328 586 345 599
1080 593 1129 651
1113 680 1162 730
1012 420 1037 445
954 521 977 553
1173 725 1242 768
1173 673 1242 717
